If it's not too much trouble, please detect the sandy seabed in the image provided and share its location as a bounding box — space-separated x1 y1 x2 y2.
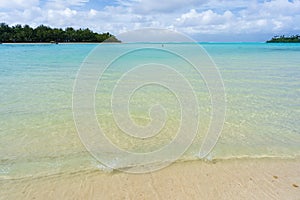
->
1 158 299 200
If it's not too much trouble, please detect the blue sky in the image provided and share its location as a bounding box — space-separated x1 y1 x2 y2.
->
1 0 300 41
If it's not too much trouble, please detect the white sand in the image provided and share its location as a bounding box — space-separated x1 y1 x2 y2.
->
1 158 299 199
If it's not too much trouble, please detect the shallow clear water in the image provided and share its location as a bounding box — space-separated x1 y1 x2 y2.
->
0 43 299 178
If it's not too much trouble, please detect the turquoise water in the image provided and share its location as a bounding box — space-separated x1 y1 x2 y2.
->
0 43 299 178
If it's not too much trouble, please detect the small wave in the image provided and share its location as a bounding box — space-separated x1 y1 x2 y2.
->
1 154 299 181
0 166 10 175
96 164 114 173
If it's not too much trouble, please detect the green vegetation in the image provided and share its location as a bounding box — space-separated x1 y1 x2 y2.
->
0 23 120 43
266 35 300 43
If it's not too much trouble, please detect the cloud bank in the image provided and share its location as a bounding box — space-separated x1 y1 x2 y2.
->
1 0 300 41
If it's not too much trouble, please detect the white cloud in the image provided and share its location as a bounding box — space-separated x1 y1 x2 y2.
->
261 0 300 15
0 0 39 9
174 0 300 35
118 0 204 14
45 0 89 9
46 8 78 26
176 9 233 26
46 0 89 7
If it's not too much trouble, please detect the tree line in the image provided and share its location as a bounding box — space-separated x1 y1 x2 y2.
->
0 23 120 43
266 35 300 43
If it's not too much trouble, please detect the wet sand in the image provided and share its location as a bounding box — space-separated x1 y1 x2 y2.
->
1 158 299 199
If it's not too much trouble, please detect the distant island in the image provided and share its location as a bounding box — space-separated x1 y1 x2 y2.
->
266 35 300 43
0 23 121 43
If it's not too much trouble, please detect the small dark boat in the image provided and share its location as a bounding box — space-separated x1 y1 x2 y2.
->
50 41 59 44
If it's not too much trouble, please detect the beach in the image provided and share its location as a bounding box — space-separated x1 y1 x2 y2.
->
1 0 300 198
1 158 299 199
0 43 299 199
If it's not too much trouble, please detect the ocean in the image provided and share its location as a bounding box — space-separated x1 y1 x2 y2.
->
0 43 299 178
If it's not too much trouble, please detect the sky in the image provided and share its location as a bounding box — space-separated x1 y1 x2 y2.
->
0 0 300 41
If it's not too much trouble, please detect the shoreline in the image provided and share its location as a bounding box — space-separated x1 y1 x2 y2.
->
2 156 300 180
0 42 120 44
1 157 299 199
